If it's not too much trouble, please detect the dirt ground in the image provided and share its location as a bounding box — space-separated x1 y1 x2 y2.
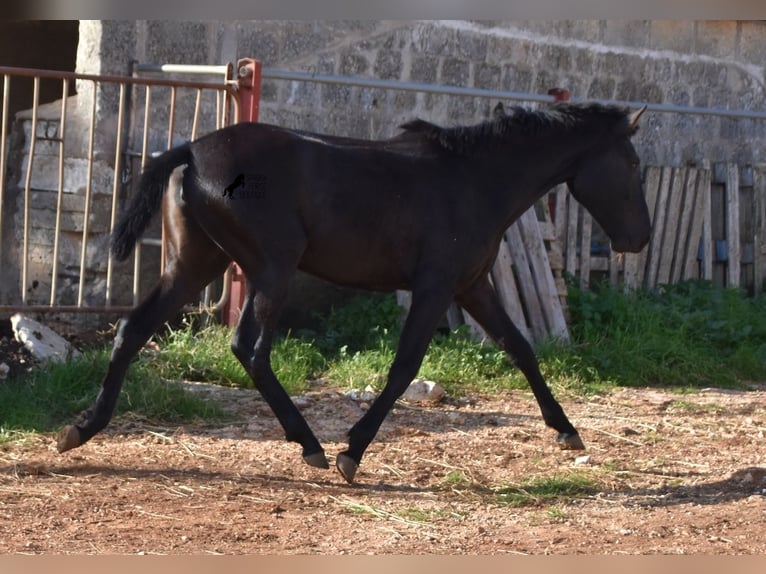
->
1 365 765 555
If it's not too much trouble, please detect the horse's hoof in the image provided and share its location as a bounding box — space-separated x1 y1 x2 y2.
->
556 432 585 450
336 453 359 484
56 425 82 453
303 450 330 469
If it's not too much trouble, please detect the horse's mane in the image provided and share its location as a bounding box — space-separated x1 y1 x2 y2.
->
398 103 635 156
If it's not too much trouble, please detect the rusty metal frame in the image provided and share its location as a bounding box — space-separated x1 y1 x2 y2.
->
0 64 241 316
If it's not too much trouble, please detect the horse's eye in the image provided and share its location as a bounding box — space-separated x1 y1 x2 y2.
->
631 160 640 170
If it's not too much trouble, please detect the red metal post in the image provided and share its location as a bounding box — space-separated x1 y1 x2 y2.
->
548 87 570 102
222 58 262 327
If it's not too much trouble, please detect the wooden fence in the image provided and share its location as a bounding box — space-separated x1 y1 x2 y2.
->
434 162 766 345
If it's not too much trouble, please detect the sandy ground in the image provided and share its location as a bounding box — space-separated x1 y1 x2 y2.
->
1 381 765 555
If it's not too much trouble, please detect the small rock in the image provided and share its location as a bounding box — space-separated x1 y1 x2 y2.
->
621 426 640 436
344 385 377 402
0 362 9 379
574 455 591 466
11 313 80 363
402 379 446 402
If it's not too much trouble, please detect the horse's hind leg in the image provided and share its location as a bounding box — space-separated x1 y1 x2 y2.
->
57 258 227 452
231 280 328 470
456 276 584 450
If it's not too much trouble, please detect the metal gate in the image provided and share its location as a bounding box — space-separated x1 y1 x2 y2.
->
0 60 261 323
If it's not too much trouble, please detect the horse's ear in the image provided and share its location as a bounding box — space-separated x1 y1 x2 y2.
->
628 106 647 131
493 102 505 119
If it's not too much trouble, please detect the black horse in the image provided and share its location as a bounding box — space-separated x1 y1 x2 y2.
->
57 102 650 484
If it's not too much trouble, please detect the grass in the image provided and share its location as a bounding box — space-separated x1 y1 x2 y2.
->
493 472 600 507
436 467 600 508
0 347 220 438
3 279 766 436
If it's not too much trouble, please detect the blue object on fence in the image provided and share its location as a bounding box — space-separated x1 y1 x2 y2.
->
715 240 728 262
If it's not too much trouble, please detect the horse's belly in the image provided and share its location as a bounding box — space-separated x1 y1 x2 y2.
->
298 241 413 292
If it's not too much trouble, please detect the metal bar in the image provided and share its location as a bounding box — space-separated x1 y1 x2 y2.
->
0 305 135 314
261 67 766 122
161 86 178 274
76 81 98 307
21 77 40 305
191 88 202 141
133 63 231 77
0 65 236 91
105 83 127 306
0 74 9 268
133 84 153 306
49 77 69 305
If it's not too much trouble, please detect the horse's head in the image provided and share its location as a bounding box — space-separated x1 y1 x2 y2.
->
567 107 651 253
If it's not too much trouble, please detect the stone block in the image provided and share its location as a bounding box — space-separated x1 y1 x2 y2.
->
373 50 403 80
146 21 209 65
340 52 370 76
649 21 695 53
739 21 766 66
237 25 280 63
555 20 603 43
456 30 488 61
475 63 501 90
695 21 737 58
410 55 439 83
18 156 115 195
440 57 470 87
282 23 331 61
502 66 533 93
603 21 651 48
412 23 456 56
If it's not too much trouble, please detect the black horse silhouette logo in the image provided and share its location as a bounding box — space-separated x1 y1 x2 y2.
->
222 173 246 198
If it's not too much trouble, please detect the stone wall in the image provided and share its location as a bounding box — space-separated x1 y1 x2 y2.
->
5 20 766 332
78 20 766 167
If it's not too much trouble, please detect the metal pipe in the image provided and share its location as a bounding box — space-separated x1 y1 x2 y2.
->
0 65 237 92
77 80 98 307
0 74 9 268
50 77 69 305
105 83 127 306
261 67 766 122
133 85 153 306
132 63 231 78
21 77 40 305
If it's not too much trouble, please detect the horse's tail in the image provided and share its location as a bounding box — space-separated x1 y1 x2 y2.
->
111 143 191 262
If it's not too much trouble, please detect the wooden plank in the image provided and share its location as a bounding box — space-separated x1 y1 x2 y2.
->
645 166 673 288
754 166 766 294
701 160 714 281
565 193 579 277
656 167 686 286
505 220 547 342
517 208 569 341
681 168 707 280
608 250 621 288
490 236 531 341
670 168 695 283
726 164 741 287
579 210 592 289
634 166 663 289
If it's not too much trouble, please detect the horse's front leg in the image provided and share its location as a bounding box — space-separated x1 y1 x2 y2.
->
336 285 454 484
456 276 584 450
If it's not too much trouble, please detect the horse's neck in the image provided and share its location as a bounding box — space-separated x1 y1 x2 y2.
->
482 134 594 229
